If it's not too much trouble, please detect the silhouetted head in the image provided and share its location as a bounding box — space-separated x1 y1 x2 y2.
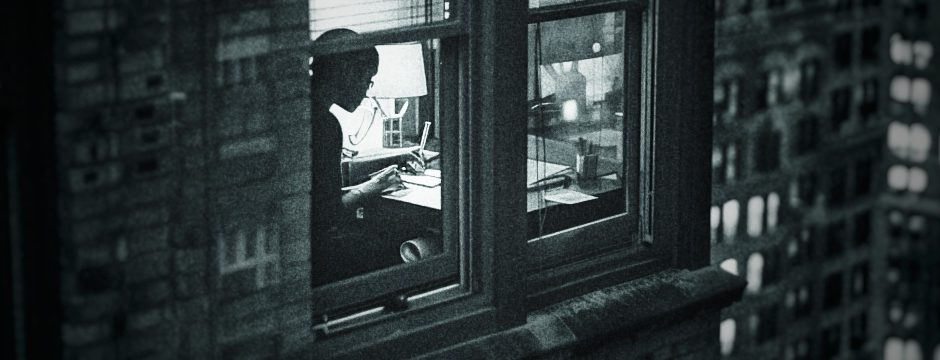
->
310 29 380 112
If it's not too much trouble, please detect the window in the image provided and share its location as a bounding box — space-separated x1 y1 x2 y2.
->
715 78 740 118
854 156 872 197
305 1 531 350
795 115 819 155
522 0 715 296
850 262 870 299
720 318 737 356
824 272 843 309
830 86 851 131
828 166 847 207
833 32 853 69
858 78 878 122
526 9 639 267
825 220 846 257
861 26 880 62
754 126 781 173
849 312 868 349
797 172 817 206
822 324 842 359
799 59 821 101
747 196 765 237
765 67 784 106
854 211 871 246
756 305 779 343
302 0 715 353
723 199 741 241
720 258 739 275
746 252 764 294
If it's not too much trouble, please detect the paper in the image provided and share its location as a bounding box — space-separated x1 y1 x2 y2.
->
542 189 597 205
383 183 441 210
401 174 441 188
527 159 571 185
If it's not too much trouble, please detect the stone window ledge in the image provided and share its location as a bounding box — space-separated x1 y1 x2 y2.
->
421 266 746 359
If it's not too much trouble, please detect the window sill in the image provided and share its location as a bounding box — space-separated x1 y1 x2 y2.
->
419 266 746 359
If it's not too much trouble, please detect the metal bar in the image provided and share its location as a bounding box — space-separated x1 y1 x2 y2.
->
528 0 645 23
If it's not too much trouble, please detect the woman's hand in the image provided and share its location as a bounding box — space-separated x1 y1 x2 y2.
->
358 165 403 196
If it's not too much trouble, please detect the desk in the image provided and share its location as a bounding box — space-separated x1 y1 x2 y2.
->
379 158 623 237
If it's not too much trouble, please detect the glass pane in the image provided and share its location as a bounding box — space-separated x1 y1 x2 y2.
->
310 37 452 286
310 0 454 40
527 12 627 238
529 0 591 8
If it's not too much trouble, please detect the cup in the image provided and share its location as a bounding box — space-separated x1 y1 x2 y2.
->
575 154 598 180
400 237 443 263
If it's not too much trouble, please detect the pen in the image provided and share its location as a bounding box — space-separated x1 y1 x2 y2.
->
368 165 397 178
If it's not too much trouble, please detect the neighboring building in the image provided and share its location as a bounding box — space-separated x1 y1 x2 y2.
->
712 0 939 359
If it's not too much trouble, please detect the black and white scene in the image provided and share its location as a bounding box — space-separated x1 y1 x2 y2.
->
3 0 939 359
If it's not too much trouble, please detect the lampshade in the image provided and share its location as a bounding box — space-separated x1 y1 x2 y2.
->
366 42 428 99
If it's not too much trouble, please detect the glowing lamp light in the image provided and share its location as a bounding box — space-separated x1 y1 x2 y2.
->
561 99 578 121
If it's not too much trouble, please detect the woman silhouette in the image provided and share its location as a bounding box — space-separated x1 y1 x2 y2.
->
309 29 402 286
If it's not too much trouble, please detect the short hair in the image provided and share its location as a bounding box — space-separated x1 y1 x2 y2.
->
310 29 379 90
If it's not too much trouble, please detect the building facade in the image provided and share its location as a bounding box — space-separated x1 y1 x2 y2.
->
711 0 939 359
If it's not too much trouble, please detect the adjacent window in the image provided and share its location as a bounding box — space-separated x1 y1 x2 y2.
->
526 1 643 270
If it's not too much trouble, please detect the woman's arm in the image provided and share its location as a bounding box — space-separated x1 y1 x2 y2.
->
341 165 402 209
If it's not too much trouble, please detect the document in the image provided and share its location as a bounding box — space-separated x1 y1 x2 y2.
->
542 188 597 205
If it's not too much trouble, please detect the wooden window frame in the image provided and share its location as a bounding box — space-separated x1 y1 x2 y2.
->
306 0 714 356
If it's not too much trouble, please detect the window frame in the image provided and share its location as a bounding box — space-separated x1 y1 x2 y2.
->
304 0 715 356
523 0 715 307
307 1 529 356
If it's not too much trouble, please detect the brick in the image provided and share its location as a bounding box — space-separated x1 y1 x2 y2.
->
178 318 211 359
68 163 122 192
216 35 270 61
127 306 170 332
129 279 172 308
174 271 208 299
209 153 278 187
118 48 165 74
117 323 176 359
124 251 170 283
62 322 112 346
281 260 310 284
76 243 114 269
273 170 310 196
66 343 117 360
126 226 170 257
221 268 259 299
64 292 121 322
218 10 272 36
126 205 170 228
281 239 309 263
64 82 115 110
66 10 105 35
218 309 279 345
221 334 278 360
134 125 170 151
66 38 101 58
67 62 101 83
77 265 122 294
174 248 206 273
219 136 276 160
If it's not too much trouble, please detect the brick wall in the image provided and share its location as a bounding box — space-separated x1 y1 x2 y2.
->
54 0 315 358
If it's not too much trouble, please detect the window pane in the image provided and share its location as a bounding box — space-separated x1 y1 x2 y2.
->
529 0 591 8
310 37 456 288
527 11 628 238
310 0 454 40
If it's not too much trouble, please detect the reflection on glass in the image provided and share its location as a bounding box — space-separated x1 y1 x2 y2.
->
527 12 626 238
310 30 445 286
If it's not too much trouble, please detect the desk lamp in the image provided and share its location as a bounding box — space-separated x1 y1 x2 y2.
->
361 42 428 148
